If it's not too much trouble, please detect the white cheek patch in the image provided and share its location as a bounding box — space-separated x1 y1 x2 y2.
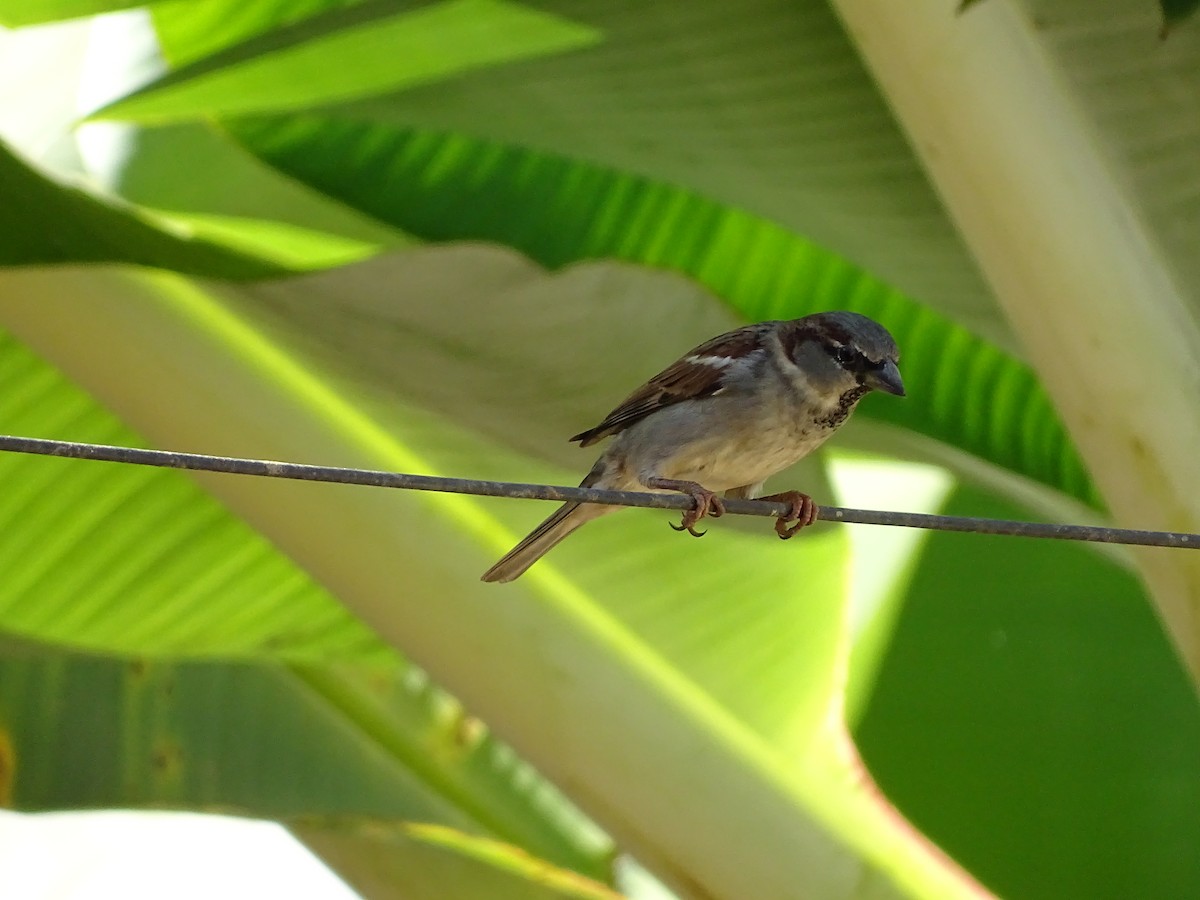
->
685 354 737 369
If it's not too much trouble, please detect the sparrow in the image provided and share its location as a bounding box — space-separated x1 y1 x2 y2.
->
481 311 904 583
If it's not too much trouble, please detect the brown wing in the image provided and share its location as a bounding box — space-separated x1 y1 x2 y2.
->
570 323 771 447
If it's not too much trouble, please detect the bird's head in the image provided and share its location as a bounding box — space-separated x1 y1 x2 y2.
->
784 311 905 405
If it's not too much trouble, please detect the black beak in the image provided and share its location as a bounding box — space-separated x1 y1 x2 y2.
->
866 359 905 397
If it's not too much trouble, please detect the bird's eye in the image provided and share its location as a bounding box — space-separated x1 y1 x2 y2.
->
829 344 858 368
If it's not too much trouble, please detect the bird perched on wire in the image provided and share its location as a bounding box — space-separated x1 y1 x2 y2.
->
481 310 904 583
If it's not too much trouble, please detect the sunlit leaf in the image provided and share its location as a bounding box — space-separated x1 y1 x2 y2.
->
8 1 1200 896
80 122 411 266
0 0 142 26
294 818 621 899
232 120 1100 509
0 328 382 660
148 0 1007 346
95 0 602 123
0 140 284 277
0 258 980 899
153 0 357 67
0 249 845 747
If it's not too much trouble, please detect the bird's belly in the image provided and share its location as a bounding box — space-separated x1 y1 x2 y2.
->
663 429 828 490
607 395 841 493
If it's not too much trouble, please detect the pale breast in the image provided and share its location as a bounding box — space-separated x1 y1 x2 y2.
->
609 391 842 492
668 419 834 489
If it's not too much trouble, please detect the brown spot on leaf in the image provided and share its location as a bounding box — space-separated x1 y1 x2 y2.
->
0 730 14 807
151 740 184 779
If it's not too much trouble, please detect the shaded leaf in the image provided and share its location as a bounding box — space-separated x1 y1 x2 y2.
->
854 482 1200 899
0 639 610 879
0 140 286 278
1161 0 1200 36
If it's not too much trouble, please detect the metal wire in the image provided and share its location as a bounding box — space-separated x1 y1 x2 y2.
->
0 434 1195 549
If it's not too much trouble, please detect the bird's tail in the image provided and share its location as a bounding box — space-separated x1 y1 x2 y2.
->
480 501 609 583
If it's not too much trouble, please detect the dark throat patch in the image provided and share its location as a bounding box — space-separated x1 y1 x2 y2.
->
815 386 869 429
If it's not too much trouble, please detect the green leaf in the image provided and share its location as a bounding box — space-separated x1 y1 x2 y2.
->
82 121 413 267
0 257 980 898
157 211 391 270
152 0 358 67
0 641 610 880
231 119 1101 509
0 140 288 278
94 0 603 123
835 0 1200 681
8 1 1200 896
1161 0 1200 35
0 326 384 660
0 250 843 746
853 482 1200 899
0 0 144 26
149 0 1009 348
293 819 621 900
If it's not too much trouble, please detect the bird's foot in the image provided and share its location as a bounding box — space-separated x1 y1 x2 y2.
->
761 491 818 539
645 477 725 537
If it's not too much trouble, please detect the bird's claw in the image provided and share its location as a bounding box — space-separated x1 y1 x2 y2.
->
763 491 818 540
668 486 724 538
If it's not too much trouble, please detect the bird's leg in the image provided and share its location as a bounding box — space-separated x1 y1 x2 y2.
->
643 476 725 537
760 490 818 539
